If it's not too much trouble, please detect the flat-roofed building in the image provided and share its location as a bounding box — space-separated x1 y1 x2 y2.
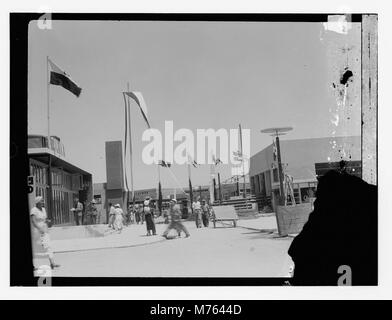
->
249 136 361 204
28 134 93 225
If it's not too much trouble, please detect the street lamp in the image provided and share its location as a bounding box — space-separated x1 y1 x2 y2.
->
261 127 293 203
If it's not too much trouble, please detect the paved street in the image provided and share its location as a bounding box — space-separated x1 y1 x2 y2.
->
42 217 293 278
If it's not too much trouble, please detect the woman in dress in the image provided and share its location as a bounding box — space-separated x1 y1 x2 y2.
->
143 197 156 236
134 204 140 224
113 204 124 233
30 196 60 269
139 204 145 224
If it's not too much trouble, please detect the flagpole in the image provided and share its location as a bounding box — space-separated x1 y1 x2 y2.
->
46 56 53 220
157 163 161 187
239 124 247 198
47 56 51 148
209 151 216 203
127 82 135 209
157 163 161 213
187 161 194 214
218 172 222 204
187 161 192 183
210 164 215 204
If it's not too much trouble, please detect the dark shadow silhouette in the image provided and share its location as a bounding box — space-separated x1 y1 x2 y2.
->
288 170 377 285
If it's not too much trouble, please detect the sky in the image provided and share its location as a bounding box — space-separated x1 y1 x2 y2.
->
28 20 361 189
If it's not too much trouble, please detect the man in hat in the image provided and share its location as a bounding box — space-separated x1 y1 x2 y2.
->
162 199 190 239
201 199 210 227
72 198 83 226
87 199 98 225
192 196 202 228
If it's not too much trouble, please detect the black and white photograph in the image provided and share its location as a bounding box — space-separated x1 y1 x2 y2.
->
6 2 387 300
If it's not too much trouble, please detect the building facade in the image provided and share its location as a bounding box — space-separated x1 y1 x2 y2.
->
28 135 93 225
249 136 361 204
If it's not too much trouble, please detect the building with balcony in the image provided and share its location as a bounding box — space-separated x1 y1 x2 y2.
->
28 134 93 225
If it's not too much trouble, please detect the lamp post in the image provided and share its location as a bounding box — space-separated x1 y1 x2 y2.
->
261 127 293 204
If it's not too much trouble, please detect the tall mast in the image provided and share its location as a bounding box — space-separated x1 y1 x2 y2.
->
127 82 135 207
239 124 246 198
47 56 51 148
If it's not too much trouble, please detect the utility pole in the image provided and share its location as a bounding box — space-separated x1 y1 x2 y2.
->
261 127 293 204
218 172 223 204
239 124 247 198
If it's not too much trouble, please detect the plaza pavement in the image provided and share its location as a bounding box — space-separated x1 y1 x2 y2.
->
48 215 280 253
36 215 294 277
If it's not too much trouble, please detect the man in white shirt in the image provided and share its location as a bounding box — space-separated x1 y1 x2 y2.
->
192 197 202 228
73 198 83 225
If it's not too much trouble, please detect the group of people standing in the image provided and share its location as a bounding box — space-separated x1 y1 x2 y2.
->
29 195 213 270
192 197 212 228
108 197 157 236
162 197 212 239
105 196 211 239
71 198 99 226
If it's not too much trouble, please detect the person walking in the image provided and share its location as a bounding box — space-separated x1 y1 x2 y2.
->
139 204 145 225
87 199 98 225
128 205 135 225
30 196 60 269
143 197 156 236
162 199 190 239
201 199 210 227
113 204 124 233
73 198 83 226
134 204 140 224
108 202 116 229
192 197 202 228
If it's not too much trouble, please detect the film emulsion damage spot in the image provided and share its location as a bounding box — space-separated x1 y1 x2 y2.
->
288 170 377 285
340 68 354 86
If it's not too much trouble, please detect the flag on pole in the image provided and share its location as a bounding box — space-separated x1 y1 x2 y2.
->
187 154 198 168
191 160 198 168
158 160 171 168
48 58 82 97
124 91 150 128
212 154 222 166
